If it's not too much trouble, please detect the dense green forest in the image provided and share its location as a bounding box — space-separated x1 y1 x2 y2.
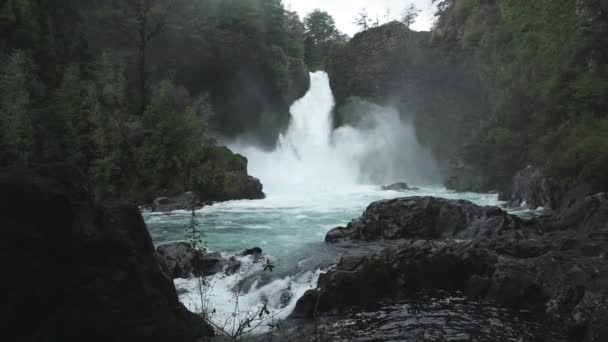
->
0 0 348 203
433 0 608 194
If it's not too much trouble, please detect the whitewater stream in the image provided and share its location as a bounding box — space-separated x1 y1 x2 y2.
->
144 72 553 340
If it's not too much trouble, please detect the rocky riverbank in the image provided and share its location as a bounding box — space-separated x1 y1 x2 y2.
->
291 196 608 342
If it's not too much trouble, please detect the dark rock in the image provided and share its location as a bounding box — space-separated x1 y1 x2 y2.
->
156 243 266 279
381 182 419 191
156 242 233 278
241 247 263 257
294 195 608 342
327 22 488 174
551 192 608 233
506 166 553 209
0 164 212 341
221 173 265 201
224 256 242 275
444 156 493 193
156 242 252 279
152 191 200 212
326 196 520 243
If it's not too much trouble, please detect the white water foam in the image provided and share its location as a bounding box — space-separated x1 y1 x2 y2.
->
175 256 321 335
234 71 440 194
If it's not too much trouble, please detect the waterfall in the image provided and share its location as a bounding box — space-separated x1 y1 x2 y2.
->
235 71 440 194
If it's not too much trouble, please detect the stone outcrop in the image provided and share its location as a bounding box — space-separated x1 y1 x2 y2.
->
326 22 488 171
0 164 212 341
156 242 265 279
148 147 265 211
326 197 522 243
294 196 608 342
504 166 553 209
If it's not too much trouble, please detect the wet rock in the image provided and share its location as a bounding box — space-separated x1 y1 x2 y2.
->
156 243 267 279
295 195 608 342
326 197 521 243
381 182 419 191
224 256 242 275
241 247 263 257
0 164 212 341
505 166 552 209
156 242 224 278
152 191 200 212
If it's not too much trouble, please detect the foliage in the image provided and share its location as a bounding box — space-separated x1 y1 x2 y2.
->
353 8 372 31
434 0 608 191
303 9 349 70
0 0 305 202
401 3 421 29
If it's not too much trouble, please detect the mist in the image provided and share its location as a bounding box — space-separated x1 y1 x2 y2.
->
231 72 440 194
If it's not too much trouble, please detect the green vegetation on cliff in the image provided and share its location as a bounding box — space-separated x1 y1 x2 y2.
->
434 0 608 191
0 0 322 202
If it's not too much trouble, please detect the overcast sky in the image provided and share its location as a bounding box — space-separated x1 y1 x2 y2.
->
283 0 436 36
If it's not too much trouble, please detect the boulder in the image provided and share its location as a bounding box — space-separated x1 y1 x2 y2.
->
294 196 608 342
156 243 266 279
241 247 263 257
506 166 553 209
152 191 200 212
156 242 225 278
220 172 265 201
380 182 419 191
0 164 212 341
326 196 521 243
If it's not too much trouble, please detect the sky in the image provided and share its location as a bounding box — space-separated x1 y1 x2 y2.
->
283 0 436 36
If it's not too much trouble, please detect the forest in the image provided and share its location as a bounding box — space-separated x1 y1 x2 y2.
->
0 0 347 203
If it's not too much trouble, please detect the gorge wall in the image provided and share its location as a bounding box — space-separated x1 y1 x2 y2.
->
326 21 488 179
327 0 608 202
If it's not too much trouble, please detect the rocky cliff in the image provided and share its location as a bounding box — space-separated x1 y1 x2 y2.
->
326 22 488 172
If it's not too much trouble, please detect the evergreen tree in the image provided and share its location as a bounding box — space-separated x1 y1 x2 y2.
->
303 9 347 70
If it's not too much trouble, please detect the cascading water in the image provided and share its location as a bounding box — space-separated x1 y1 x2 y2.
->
144 71 508 336
237 71 441 194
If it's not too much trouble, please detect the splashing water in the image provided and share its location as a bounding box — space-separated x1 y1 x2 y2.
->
235 71 440 194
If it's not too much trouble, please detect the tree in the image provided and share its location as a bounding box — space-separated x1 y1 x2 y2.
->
285 9 306 56
303 9 344 70
90 0 177 115
353 8 371 31
401 3 421 29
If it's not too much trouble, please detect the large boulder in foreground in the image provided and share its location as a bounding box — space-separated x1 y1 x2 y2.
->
295 196 608 342
0 164 212 341
326 196 521 243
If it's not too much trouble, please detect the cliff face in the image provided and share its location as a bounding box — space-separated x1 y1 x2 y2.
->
326 22 488 173
0 164 211 341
